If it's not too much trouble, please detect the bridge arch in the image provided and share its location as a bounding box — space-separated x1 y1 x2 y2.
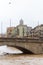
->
8 45 34 54
14 46 34 54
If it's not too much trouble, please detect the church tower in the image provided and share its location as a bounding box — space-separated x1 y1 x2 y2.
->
20 19 23 25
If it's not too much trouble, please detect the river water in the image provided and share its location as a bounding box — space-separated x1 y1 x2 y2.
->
0 45 43 65
0 54 43 65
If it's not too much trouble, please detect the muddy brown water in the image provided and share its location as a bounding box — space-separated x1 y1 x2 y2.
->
0 54 43 65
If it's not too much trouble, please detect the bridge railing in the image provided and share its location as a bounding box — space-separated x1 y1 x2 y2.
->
0 37 43 43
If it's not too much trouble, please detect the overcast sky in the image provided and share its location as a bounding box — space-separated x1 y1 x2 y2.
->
0 0 43 33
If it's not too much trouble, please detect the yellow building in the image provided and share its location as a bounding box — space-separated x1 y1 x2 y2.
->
7 27 15 37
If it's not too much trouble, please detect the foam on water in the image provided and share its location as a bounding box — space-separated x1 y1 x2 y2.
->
0 45 23 55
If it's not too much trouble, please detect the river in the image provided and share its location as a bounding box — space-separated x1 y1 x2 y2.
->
0 45 43 65
0 54 43 65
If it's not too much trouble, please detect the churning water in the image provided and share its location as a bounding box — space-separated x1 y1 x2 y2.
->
0 45 23 55
0 45 43 65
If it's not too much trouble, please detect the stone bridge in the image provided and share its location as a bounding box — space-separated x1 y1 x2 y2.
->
0 37 43 54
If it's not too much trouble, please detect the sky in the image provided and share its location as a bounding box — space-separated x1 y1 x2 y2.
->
0 0 43 33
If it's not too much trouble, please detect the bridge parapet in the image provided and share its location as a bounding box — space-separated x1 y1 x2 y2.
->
0 37 42 43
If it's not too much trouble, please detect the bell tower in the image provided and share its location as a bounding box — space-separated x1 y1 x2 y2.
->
20 19 23 25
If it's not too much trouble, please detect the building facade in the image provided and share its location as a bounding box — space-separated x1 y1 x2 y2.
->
16 19 32 38
31 24 43 37
6 19 32 38
7 27 15 37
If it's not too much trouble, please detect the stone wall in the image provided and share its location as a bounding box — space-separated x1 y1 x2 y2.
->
0 38 43 54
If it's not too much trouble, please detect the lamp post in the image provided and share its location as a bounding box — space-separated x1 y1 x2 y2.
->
1 21 3 37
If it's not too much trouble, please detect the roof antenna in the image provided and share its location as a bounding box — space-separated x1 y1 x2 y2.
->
10 19 11 27
38 21 39 26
